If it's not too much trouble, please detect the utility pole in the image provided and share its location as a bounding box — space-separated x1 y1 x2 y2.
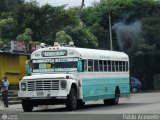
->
108 0 113 50
81 0 85 10
80 0 85 16
78 0 85 27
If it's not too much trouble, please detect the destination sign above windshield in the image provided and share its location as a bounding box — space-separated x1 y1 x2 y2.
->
41 50 67 57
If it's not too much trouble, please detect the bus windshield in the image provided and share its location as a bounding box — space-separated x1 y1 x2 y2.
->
32 58 78 73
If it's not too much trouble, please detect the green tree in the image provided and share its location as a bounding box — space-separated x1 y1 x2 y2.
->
37 4 78 44
0 17 18 42
0 39 4 48
17 28 33 43
13 1 41 41
64 26 98 48
0 0 24 12
55 31 72 45
89 23 109 49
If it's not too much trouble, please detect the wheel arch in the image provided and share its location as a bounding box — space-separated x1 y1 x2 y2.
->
115 86 121 97
67 80 77 94
71 83 77 94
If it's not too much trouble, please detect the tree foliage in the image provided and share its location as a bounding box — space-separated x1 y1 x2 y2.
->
0 17 17 40
0 0 24 12
17 28 33 43
64 26 98 48
55 31 72 45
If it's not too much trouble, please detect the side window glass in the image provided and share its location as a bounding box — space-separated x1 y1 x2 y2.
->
88 60 93 72
82 60 87 72
108 61 111 72
123 61 126 71
115 61 119 71
112 61 115 72
119 61 122 72
104 61 107 71
94 60 99 72
99 60 103 71
126 62 129 71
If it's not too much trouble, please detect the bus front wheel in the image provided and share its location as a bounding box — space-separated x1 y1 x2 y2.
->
22 100 34 112
77 99 85 108
66 88 77 111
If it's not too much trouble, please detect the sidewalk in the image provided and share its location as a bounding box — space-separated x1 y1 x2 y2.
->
0 100 22 112
0 100 55 112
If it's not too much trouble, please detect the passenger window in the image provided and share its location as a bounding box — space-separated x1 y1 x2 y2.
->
115 61 119 71
82 60 87 72
126 62 129 71
122 61 126 71
99 60 103 71
88 60 93 72
94 60 99 72
112 61 115 72
108 61 111 72
119 61 122 72
104 61 107 71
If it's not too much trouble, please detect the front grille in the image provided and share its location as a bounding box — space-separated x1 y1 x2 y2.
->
27 80 59 91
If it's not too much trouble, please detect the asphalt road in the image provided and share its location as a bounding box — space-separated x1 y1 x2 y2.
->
1 92 160 120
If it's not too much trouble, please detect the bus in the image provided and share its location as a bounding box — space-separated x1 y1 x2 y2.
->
18 43 130 112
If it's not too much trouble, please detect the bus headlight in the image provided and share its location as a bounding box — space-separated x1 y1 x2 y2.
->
60 80 67 89
21 83 26 91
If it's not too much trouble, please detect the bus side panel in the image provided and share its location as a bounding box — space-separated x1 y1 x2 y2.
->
82 76 130 102
82 78 99 101
82 77 115 101
118 77 130 97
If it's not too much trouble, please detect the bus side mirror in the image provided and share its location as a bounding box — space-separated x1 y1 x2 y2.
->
77 61 82 72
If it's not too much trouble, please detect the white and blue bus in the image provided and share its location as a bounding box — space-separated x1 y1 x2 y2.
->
18 43 130 112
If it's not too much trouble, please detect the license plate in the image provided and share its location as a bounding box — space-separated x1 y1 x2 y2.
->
37 91 44 97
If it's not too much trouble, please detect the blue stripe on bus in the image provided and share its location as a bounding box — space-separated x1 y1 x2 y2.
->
82 77 130 101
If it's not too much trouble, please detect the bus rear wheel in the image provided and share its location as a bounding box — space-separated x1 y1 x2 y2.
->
112 91 120 105
66 88 77 111
22 100 34 112
103 91 120 105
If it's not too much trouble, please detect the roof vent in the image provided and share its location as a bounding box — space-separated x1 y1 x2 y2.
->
54 42 60 47
40 43 46 48
69 42 74 47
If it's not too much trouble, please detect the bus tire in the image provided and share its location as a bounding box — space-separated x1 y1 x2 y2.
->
111 91 120 105
22 100 34 112
103 99 112 105
77 99 85 108
103 89 120 105
66 88 77 111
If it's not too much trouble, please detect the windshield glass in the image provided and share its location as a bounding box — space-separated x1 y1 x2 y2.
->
32 58 78 73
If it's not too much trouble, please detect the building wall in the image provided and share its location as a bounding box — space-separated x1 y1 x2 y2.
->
19 55 27 80
0 53 27 86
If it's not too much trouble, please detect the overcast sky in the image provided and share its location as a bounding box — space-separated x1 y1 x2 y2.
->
26 0 101 7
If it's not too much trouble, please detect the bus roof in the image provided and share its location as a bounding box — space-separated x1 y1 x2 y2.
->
31 46 129 61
